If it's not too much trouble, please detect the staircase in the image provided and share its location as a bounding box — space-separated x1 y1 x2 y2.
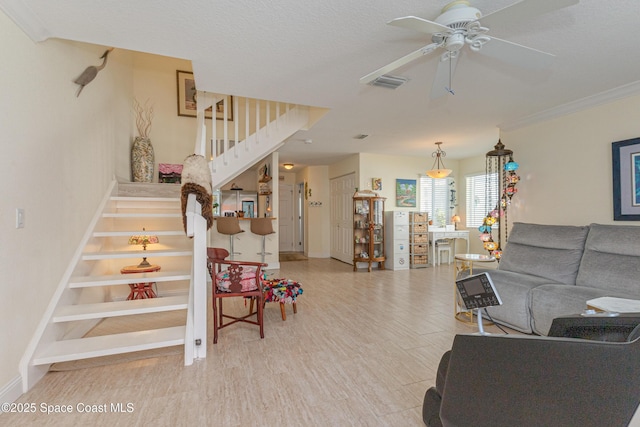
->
193 93 312 187
20 182 199 392
20 93 316 393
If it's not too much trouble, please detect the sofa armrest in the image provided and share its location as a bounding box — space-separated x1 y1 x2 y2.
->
439 334 640 427
548 313 640 341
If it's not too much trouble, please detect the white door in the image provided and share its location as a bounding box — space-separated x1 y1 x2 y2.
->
296 182 304 252
330 173 356 264
279 183 295 252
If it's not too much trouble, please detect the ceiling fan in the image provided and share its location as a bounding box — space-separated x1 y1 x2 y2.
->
360 0 579 98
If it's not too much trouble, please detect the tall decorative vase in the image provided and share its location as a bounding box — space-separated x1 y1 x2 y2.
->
131 136 155 182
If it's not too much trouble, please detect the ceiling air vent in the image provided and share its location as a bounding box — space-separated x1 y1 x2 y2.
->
369 74 408 89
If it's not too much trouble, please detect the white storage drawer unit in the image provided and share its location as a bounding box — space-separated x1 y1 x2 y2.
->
385 211 409 270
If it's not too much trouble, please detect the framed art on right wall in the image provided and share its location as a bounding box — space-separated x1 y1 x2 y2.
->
612 137 640 220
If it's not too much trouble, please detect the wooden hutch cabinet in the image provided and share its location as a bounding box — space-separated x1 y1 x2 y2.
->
353 191 386 272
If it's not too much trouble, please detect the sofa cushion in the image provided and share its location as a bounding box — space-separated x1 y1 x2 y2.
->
576 224 640 297
481 270 555 333
499 223 589 286
529 284 613 335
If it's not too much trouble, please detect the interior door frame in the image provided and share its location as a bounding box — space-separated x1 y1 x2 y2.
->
278 183 295 252
296 182 304 253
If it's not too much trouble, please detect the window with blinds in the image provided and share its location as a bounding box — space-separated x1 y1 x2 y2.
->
418 175 453 226
465 173 499 228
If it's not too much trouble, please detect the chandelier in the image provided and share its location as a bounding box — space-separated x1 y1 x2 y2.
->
479 140 520 260
426 142 452 179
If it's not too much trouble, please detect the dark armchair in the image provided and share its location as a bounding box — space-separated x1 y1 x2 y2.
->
423 314 640 427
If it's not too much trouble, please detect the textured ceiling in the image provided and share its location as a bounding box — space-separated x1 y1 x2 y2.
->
3 0 640 170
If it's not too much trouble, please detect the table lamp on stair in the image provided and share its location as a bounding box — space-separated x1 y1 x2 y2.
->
128 228 159 267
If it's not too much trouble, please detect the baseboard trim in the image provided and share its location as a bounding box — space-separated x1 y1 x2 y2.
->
0 375 23 405
307 252 329 258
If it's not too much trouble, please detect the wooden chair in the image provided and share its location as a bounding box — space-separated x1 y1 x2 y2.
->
207 247 267 343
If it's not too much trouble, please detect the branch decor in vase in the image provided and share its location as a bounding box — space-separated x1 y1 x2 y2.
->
131 98 155 182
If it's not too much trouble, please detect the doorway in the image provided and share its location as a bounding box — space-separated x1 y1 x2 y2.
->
330 173 356 264
296 182 304 252
278 183 295 252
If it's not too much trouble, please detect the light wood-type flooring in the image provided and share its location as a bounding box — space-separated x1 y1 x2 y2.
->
6 257 510 426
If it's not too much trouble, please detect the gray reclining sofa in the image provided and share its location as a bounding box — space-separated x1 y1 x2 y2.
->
471 222 640 335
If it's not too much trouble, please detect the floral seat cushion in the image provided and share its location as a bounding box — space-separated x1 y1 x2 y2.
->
262 278 303 303
215 267 258 292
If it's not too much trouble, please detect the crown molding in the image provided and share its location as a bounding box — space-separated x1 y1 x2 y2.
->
499 80 640 132
0 0 51 42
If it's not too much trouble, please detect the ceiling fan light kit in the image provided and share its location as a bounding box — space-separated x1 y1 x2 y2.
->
361 0 580 98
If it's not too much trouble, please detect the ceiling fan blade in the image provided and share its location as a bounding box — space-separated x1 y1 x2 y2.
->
360 43 440 85
430 54 459 99
480 0 579 28
478 36 555 69
387 16 449 35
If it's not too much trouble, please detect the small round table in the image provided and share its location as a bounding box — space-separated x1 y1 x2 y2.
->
120 264 161 300
453 254 496 323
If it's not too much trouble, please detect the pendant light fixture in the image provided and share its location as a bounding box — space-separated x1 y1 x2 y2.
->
426 142 452 179
480 140 520 261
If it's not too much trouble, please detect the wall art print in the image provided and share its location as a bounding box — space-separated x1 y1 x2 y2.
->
612 137 640 220
396 179 416 207
176 70 233 120
372 178 382 191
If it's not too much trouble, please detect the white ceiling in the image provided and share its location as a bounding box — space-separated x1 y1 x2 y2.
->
3 0 640 171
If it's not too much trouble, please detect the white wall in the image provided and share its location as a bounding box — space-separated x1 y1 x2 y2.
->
456 93 640 254
358 152 460 213
132 53 196 180
301 165 330 257
0 12 134 392
501 94 640 226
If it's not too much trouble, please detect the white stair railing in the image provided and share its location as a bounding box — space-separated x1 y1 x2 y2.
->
195 91 310 188
184 193 207 363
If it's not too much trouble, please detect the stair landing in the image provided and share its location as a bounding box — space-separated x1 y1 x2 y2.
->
118 182 181 198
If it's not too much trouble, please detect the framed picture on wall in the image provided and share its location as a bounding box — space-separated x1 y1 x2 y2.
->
176 70 233 120
242 201 255 218
612 137 640 220
372 178 382 191
396 179 416 207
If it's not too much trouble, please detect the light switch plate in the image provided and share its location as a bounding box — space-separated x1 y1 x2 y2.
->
16 208 24 229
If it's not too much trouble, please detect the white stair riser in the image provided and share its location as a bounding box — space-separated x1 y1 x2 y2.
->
69 272 191 288
53 295 189 322
33 326 186 365
82 249 193 261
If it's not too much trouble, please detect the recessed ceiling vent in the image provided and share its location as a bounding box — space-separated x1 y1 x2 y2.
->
369 74 408 89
